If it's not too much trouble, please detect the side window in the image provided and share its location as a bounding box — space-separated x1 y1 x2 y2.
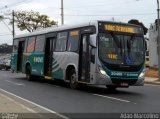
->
67 30 79 52
26 36 36 53
55 32 68 51
13 39 19 52
35 35 45 52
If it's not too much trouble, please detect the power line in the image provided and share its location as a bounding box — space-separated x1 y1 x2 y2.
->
63 0 141 10
0 34 12 36
1 19 12 32
0 0 33 10
63 13 156 17
0 41 13 45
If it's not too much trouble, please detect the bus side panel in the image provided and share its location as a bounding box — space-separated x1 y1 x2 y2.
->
31 53 45 76
11 53 18 72
52 52 79 80
22 53 45 76
51 52 65 80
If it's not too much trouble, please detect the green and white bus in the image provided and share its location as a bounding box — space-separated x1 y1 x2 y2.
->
11 20 146 90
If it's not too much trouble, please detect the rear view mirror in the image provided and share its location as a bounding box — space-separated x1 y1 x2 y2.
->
89 34 97 48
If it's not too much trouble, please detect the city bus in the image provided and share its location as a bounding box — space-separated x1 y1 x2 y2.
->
11 20 146 90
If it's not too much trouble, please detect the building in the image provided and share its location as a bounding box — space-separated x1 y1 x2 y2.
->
148 19 159 68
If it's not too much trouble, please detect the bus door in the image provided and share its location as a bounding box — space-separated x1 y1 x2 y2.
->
79 35 90 83
17 41 25 72
44 37 56 77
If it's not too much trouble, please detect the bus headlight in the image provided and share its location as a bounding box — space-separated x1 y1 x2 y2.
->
98 67 109 78
139 71 145 79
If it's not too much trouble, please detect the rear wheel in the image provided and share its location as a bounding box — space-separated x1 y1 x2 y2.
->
26 65 33 81
11 69 14 73
69 69 79 89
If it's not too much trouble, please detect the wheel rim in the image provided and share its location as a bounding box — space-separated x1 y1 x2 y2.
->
70 73 78 89
71 74 76 85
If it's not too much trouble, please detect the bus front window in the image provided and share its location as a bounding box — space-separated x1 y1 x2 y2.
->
98 33 145 66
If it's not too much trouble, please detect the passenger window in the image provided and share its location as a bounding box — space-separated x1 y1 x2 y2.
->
26 36 36 53
55 32 68 52
67 30 79 52
35 35 45 52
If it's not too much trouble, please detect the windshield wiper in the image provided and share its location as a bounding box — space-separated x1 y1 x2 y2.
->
110 32 123 56
126 35 136 56
110 32 121 48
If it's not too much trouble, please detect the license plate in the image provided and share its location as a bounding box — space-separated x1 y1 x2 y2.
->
120 82 129 87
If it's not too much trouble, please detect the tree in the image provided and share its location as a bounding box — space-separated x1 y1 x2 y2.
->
0 15 4 20
128 19 148 35
11 10 57 32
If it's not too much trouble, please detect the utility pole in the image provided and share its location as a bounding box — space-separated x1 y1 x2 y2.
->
12 10 15 38
61 0 64 25
157 0 160 80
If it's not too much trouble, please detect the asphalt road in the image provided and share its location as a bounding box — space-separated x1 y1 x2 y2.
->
0 70 160 118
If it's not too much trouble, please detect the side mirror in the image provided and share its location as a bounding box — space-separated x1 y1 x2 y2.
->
89 34 97 48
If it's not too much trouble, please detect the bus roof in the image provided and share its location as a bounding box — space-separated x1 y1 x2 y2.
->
14 20 142 39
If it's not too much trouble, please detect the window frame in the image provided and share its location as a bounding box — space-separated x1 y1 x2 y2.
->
67 30 80 52
54 31 68 52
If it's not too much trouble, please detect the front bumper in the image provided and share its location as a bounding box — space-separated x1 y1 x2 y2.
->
95 72 144 86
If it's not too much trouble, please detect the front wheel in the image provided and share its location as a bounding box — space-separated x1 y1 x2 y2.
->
69 69 79 89
106 85 117 91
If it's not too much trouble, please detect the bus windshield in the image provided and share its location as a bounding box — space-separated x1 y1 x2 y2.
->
98 33 145 66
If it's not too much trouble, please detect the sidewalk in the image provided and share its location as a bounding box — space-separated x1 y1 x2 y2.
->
0 93 33 113
145 77 160 85
0 89 65 119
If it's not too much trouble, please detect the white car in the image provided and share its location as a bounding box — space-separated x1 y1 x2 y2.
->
0 60 5 70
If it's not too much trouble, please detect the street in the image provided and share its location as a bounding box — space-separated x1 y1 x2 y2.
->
0 70 160 118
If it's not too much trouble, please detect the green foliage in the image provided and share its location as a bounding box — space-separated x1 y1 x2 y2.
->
12 10 57 32
0 15 4 20
128 19 148 35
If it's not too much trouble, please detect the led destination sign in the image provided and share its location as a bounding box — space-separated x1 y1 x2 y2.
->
105 25 135 33
99 22 143 34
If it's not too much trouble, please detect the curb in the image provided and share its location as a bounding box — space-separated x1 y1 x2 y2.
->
145 81 160 85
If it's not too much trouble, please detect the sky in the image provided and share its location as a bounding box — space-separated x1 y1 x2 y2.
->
0 0 157 45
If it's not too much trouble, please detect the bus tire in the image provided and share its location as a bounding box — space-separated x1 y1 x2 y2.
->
11 69 14 73
106 85 117 91
26 65 33 81
69 69 79 89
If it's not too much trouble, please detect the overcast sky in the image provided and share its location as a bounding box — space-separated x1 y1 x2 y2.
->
0 0 157 44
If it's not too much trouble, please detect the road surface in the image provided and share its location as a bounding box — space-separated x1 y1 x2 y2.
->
0 70 159 118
